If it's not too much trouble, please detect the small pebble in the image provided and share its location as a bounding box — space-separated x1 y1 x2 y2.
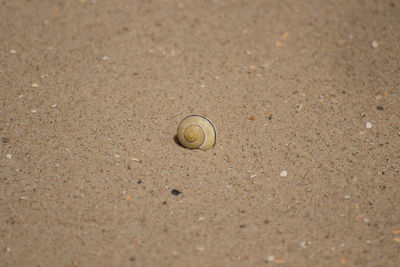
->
10 50 16 54
265 255 275 263
31 109 37 113
344 195 351 199
51 104 57 108
376 106 384 110
5 246 11 252
280 170 288 177
31 82 39 88
371 40 378 48
6 154 12 159
171 189 181 196
366 122 372 129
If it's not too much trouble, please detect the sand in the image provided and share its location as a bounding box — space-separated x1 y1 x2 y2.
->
1 0 399 266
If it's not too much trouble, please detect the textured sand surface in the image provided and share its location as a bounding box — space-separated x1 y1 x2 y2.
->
1 0 400 266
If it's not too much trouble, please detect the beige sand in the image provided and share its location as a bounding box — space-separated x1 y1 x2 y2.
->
1 0 399 266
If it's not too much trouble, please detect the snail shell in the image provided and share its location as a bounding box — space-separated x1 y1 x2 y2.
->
177 115 216 150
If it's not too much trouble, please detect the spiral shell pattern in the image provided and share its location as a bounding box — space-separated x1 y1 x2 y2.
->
177 115 216 150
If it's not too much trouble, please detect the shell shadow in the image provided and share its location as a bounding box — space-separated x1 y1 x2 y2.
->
173 135 185 148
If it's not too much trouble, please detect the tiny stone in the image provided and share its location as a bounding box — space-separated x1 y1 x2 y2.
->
280 170 288 177
376 106 384 110
6 154 12 159
31 109 37 113
344 195 351 199
3 137 9 143
10 49 16 54
31 82 39 88
265 255 275 263
171 189 181 196
371 40 378 48
5 246 11 252
366 122 372 129
51 104 57 108
102 56 109 60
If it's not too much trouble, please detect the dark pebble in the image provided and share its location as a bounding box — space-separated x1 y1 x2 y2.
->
137 179 142 184
2 137 9 143
171 189 181 196
377 106 384 110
